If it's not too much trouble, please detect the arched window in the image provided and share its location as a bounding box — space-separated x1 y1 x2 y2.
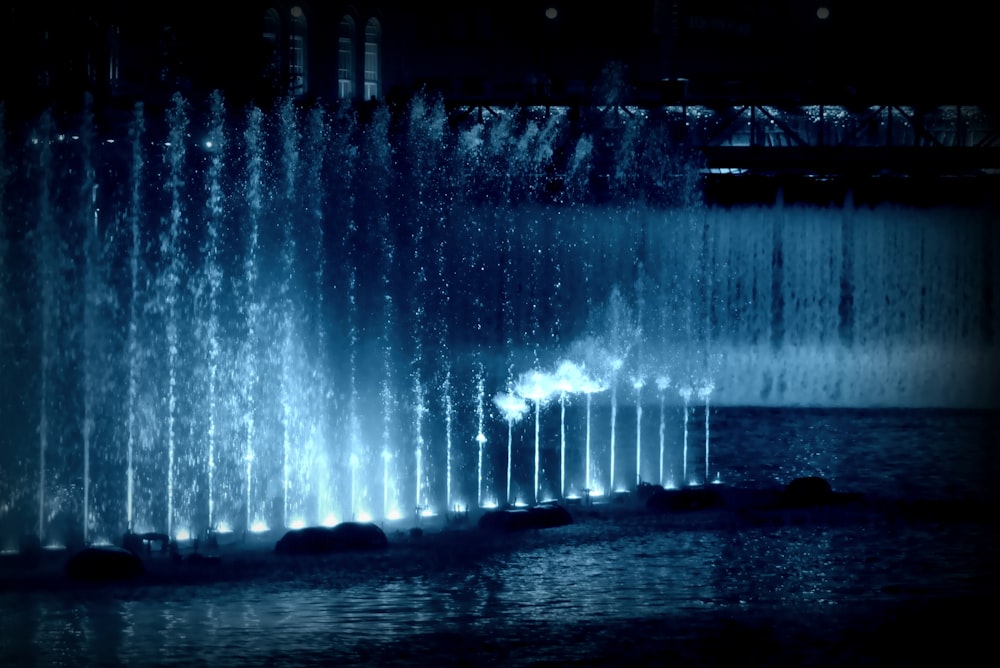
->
289 6 308 95
262 8 281 89
107 24 120 86
338 15 356 99
364 18 381 100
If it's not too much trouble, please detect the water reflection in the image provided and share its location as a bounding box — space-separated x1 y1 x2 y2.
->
2 409 997 665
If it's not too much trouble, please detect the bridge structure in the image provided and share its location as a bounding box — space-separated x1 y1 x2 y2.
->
445 96 1000 205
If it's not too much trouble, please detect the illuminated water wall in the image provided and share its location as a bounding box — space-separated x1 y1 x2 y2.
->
0 93 996 546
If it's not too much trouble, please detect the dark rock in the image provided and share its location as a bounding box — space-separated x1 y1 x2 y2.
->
646 487 725 512
65 545 145 581
478 504 574 531
274 522 389 555
781 476 834 507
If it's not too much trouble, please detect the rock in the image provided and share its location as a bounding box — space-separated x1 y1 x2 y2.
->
274 522 389 555
781 476 834 507
478 504 574 531
65 545 145 581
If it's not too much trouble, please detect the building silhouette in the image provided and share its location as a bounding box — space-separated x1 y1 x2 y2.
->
2 1 996 201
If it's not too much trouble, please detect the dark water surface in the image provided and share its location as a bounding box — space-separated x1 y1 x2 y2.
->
2 408 998 666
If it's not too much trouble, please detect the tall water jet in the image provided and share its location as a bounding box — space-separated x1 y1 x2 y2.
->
474 362 487 506
360 102 396 521
493 392 528 505
554 360 584 497
161 93 190 537
413 378 427 511
679 385 692 484
656 376 670 487
516 370 555 503
632 376 644 487
278 97 300 530
603 285 638 493
79 101 97 544
124 103 145 531
350 453 360 520
608 358 623 492
442 367 454 508
303 104 332 525
382 450 392 520
201 91 226 531
699 381 715 483
579 374 606 494
241 105 264 534
34 112 57 540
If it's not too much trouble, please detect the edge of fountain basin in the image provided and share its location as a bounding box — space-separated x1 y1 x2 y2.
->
5 483 980 594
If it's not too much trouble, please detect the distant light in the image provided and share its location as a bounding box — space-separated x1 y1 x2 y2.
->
289 518 306 529
817 7 830 20
175 528 191 541
357 511 373 522
290 6 303 18
216 522 233 534
250 520 269 533
386 509 403 520
545 7 558 20
321 513 338 527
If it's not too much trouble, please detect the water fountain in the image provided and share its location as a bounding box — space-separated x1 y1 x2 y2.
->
0 91 997 549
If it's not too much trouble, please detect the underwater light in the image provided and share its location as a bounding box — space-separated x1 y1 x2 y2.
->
216 522 233 534
289 518 306 530
356 511 373 522
386 509 403 521
321 514 338 527
175 528 191 541
250 521 269 533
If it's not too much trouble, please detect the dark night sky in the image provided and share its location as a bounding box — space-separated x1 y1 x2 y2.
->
2 1 995 111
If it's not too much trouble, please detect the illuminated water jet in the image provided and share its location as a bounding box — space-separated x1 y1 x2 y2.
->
494 392 529 505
